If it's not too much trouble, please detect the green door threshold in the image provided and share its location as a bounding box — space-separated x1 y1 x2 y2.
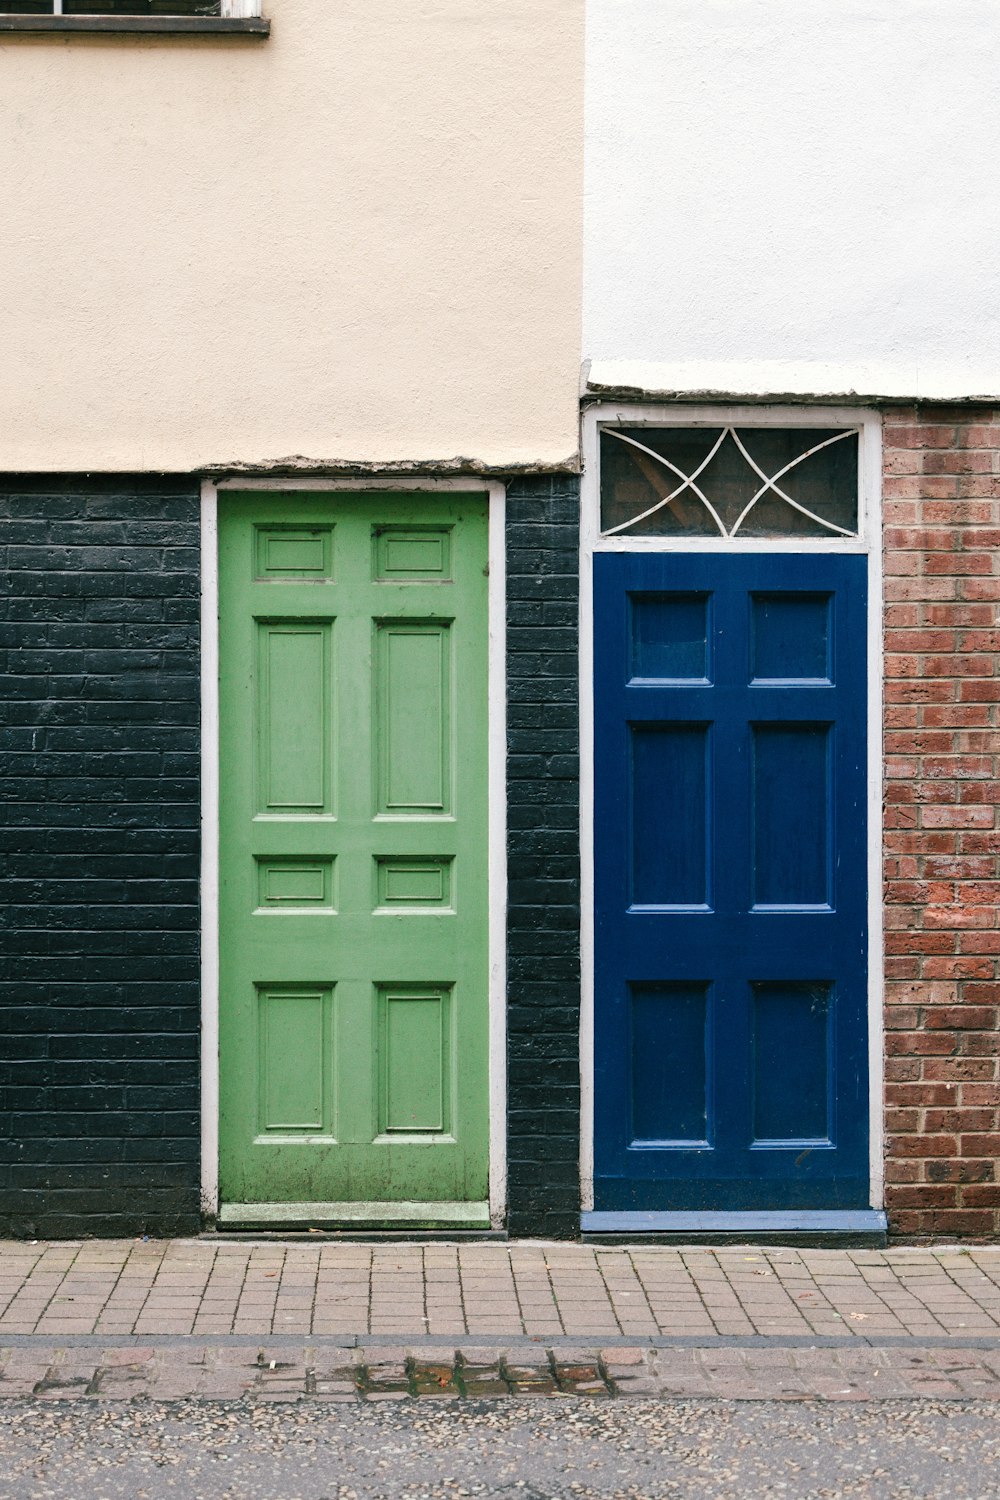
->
218 1201 492 1231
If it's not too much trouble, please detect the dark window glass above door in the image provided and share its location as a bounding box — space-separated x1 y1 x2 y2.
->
600 426 860 540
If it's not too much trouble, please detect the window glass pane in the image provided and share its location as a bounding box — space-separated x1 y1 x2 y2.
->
599 427 721 538
10 0 224 11
738 428 859 536
61 0 221 10
600 426 859 540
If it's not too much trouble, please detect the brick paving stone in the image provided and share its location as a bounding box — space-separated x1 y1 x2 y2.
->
460 1369 509 1396
454 1347 509 1397
32 1354 99 1399
92 1352 156 1398
364 1362 411 1395
551 1358 611 1396
501 1357 558 1395
410 1361 460 1398
0 1349 51 1395
33 1319 100 1335
602 1348 660 1396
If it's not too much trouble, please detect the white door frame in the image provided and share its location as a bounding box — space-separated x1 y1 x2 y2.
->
578 403 885 1222
200 476 508 1227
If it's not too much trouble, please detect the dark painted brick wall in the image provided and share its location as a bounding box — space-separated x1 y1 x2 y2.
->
506 475 581 1237
0 476 201 1237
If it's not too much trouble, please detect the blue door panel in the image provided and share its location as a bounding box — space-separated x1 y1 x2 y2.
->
594 553 869 1212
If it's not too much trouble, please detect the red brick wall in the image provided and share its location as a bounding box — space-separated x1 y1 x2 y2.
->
884 405 1000 1238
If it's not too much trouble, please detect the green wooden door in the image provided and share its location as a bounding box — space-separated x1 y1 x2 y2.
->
217 492 490 1217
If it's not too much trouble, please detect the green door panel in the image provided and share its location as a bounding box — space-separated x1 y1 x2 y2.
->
217 493 490 1205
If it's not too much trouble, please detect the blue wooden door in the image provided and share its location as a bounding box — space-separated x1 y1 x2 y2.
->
593 553 869 1211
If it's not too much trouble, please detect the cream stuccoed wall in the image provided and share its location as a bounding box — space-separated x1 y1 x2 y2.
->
585 0 1000 401
0 0 582 472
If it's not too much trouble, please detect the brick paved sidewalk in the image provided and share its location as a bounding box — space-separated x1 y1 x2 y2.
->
3 1239 1000 1341
4 1241 1000 1403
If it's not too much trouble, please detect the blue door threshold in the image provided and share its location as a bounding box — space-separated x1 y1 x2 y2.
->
581 1210 888 1247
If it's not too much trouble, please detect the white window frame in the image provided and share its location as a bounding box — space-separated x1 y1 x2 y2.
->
578 402 885 1225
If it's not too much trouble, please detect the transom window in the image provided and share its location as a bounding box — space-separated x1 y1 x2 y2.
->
600 425 860 540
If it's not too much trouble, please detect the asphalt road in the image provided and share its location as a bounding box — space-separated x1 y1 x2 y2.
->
3 1398 1000 1500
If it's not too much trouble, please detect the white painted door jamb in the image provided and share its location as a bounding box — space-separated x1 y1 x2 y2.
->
578 403 885 1221
200 476 508 1229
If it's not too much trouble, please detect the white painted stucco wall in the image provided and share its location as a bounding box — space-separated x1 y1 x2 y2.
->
584 0 1000 400
0 0 582 472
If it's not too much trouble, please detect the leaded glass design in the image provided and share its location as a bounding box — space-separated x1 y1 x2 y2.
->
600 426 860 539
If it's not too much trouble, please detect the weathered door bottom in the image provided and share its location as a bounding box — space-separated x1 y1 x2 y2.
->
217 1200 492 1230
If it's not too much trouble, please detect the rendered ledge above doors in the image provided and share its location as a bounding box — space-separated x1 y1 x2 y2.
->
582 1211 888 1242
583 359 1000 404
218 1201 492 1230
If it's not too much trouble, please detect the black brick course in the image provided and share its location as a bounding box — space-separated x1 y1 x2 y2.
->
0 476 201 1237
505 476 581 1238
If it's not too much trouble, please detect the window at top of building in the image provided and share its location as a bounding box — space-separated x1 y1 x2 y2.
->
0 0 265 28
600 425 860 540
7 0 211 11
